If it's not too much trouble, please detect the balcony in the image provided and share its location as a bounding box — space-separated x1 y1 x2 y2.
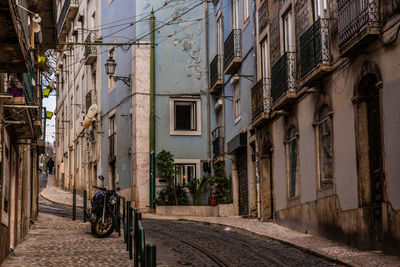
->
108 133 116 161
57 0 79 42
3 72 39 139
224 29 242 74
251 78 271 125
212 127 225 162
209 54 224 93
84 33 98 65
271 52 296 106
300 18 331 85
338 0 379 55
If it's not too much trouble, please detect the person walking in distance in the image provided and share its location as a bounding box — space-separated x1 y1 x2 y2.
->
47 158 55 174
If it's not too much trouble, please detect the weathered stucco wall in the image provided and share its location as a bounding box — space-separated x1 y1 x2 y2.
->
383 78 400 210
333 104 359 211
272 117 286 211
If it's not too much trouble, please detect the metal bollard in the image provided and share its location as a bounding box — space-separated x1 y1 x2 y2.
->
116 196 121 235
145 244 156 267
121 197 126 244
83 190 87 222
134 209 139 267
138 218 146 266
129 207 133 260
72 188 76 221
126 201 131 251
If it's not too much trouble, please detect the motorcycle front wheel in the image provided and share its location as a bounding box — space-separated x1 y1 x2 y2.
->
94 213 115 238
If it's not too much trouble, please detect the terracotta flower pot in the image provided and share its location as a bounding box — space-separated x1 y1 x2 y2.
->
209 196 217 206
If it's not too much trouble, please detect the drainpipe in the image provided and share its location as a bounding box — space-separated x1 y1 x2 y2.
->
149 10 156 209
205 1 211 160
269 148 275 221
255 151 261 219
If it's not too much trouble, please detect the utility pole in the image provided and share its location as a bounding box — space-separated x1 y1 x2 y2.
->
149 10 156 209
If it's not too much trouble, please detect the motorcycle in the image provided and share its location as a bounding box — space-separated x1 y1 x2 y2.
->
85 185 119 238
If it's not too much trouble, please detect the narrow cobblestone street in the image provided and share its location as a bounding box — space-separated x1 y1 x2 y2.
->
1 213 130 266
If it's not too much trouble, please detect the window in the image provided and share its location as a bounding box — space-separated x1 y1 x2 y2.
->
175 164 196 185
233 82 241 121
312 0 327 21
317 106 333 188
70 96 74 128
232 0 240 29
86 91 92 113
175 102 196 130
81 74 85 110
109 115 116 159
283 9 295 52
174 159 201 186
216 15 223 55
287 127 298 198
170 98 201 135
261 38 270 79
75 141 79 171
242 0 250 24
75 86 79 119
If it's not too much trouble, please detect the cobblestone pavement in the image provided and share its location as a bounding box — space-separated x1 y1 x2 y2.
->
2 213 131 267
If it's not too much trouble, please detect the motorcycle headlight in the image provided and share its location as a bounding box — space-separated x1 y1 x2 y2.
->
110 196 117 205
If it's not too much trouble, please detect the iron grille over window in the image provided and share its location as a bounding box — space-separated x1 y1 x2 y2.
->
108 133 116 160
338 0 379 47
224 29 242 70
271 52 296 102
300 18 330 77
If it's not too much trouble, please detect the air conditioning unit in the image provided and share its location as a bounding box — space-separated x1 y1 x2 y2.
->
214 97 223 110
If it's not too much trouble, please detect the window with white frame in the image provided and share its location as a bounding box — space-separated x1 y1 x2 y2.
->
232 0 240 29
261 38 270 79
75 86 79 119
283 9 295 52
75 141 79 171
109 115 116 158
170 98 202 135
287 126 298 198
243 0 250 24
217 15 223 55
233 82 241 120
174 159 201 186
175 164 196 185
312 0 327 21
70 96 74 128
317 105 333 188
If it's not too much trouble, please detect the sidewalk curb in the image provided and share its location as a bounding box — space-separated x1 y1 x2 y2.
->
146 215 353 267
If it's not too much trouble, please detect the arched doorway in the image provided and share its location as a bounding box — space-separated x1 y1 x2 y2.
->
356 71 385 249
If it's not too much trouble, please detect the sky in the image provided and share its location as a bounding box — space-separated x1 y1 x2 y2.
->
43 93 56 144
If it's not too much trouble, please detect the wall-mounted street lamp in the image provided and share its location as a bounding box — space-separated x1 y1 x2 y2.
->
104 56 131 87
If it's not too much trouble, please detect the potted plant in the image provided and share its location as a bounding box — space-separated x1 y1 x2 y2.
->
186 176 209 206
6 75 23 97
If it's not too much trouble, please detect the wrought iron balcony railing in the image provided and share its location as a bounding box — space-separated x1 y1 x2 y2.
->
271 52 296 102
300 18 330 78
251 78 271 120
84 33 97 65
224 29 242 74
338 0 379 48
212 127 225 159
109 133 116 160
210 54 223 91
